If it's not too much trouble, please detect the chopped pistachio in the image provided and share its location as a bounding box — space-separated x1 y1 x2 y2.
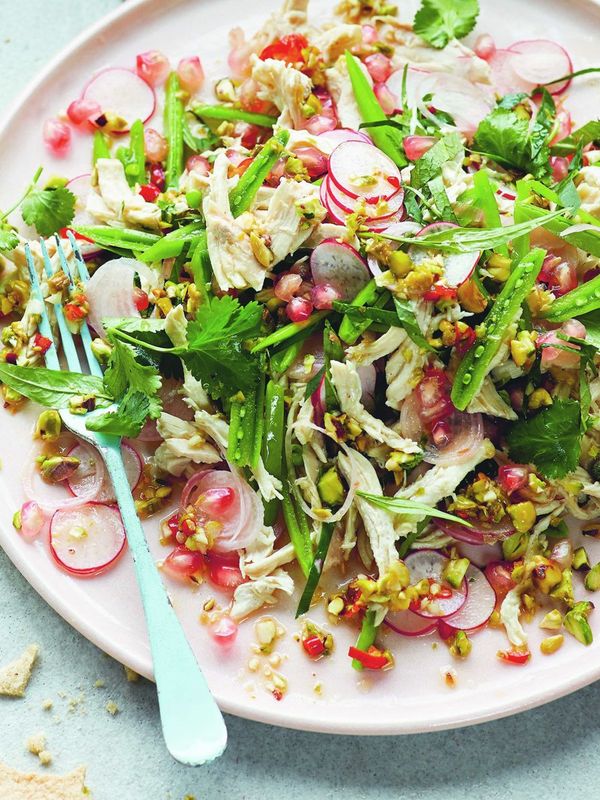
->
584 563 600 591
549 568 574 606
443 558 469 590
317 467 345 507
12 509 21 531
539 609 563 631
487 253 511 282
573 546 591 572
90 337 112 363
449 630 471 659
530 556 562 594
507 501 536 533
327 596 345 616
528 388 552 410
581 523 600 540
502 530 529 560
39 455 80 483
563 600 594 645
255 617 278 654
540 634 564 655
388 251 412 277
34 410 62 442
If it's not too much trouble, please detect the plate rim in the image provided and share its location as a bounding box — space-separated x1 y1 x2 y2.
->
2 0 600 735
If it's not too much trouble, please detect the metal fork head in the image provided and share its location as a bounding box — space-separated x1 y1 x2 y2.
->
24 234 112 445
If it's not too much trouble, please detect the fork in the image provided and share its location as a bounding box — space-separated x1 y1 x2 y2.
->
24 233 227 766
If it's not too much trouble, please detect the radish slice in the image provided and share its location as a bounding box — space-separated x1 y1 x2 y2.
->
321 177 405 230
410 222 479 287
386 67 430 110
508 39 573 94
404 550 468 619
86 257 156 337
457 541 503 568
310 239 371 302
437 565 495 633
67 441 142 502
316 128 371 153
367 220 421 276
423 75 494 137
488 49 535 96
385 609 437 637
50 503 126 576
328 141 402 202
82 67 156 132
325 173 404 217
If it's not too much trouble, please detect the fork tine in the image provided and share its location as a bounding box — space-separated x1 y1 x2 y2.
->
55 235 103 378
24 244 61 371
39 238 82 373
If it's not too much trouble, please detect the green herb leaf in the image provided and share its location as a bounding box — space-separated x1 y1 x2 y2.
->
358 491 474 526
0 226 19 252
86 390 151 438
412 132 463 189
104 340 162 419
393 298 436 352
507 399 582 479
0 363 110 408
413 0 479 49
21 186 75 236
550 119 600 155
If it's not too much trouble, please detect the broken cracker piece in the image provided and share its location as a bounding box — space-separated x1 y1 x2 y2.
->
124 666 139 683
0 644 39 698
26 733 46 756
0 761 87 799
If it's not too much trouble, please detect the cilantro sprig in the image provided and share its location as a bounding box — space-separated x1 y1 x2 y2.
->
413 0 479 49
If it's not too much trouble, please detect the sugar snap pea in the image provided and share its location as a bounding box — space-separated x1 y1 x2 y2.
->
451 248 545 411
229 130 290 218
92 131 111 163
262 380 285 526
74 225 160 251
544 273 600 322
296 522 335 617
164 72 185 188
192 104 277 128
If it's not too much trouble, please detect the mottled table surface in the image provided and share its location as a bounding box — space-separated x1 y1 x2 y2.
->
1 2 599 798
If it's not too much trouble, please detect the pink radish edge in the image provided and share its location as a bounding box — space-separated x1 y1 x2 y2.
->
82 67 156 132
49 502 126 577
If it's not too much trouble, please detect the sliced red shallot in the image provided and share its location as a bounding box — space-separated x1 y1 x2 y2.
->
436 565 495 634
456 541 503 568
508 39 573 95
403 550 468 619
385 609 437 637
83 67 156 132
310 238 370 302
86 257 157 337
67 441 142 502
423 411 484 466
50 503 126 576
436 517 515 546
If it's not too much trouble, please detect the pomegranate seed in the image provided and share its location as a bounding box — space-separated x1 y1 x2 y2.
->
239 123 266 150
207 554 245 590
292 146 328 179
148 163 166 190
43 119 71 156
186 154 211 175
164 512 181 540
33 333 52 354
403 135 437 161
497 464 529 495
19 501 46 539
584 267 600 283
310 283 340 310
138 184 160 202
362 24 378 44
162 547 205 580
364 53 393 83
133 286 150 311
304 113 338 135
198 487 237 519
66 97 101 126
211 616 238 646
286 296 313 322
373 83 397 115
274 273 303 302
239 78 273 114
474 33 496 60
136 50 170 86
550 156 569 182
431 420 452 448
5 352 17 365
144 128 168 162
177 56 205 94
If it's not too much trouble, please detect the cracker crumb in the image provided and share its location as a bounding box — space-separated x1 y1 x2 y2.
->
0 644 39 697
0 760 87 799
38 751 52 767
105 701 119 716
124 666 139 683
93 679 105 689
41 699 53 711
26 733 46 756
442 666 458 687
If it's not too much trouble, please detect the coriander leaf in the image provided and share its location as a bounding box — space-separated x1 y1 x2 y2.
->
551 120 600 156
413 0 479 49
183 295 262 400
412 132 463 189
86 390 150 437
0 226 19 252
506 399 582 479
0 363 110 408
21 186 75 237
104 339 162 418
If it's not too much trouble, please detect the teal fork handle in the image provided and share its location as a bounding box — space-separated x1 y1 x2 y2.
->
102 444 227 765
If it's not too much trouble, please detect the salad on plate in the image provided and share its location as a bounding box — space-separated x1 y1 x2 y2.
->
3 0 600 689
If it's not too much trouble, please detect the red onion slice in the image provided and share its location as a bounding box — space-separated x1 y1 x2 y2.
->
436 517 515 546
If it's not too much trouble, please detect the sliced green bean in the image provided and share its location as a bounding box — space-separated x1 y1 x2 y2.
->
92 130 110 163
544 273 600 322
127 119 147 186
251 311 329 353
188 230 211 298
138 222 205 263
229 130 290 218
296 522 335 617
451 248 545 411
281 478 312 578
338 279 383 344
192 104 277 128
270 339 304 375
345 51 407 168
164 72 185 188
74 225 160 251
352 608 379 671
262 380 285 526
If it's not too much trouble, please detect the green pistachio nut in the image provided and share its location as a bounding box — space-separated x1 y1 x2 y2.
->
563 600 594 645
34 409 62 442
39 455 80 483
584 563 600 592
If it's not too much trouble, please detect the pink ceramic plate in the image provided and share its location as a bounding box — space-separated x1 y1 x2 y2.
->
1 0 600 734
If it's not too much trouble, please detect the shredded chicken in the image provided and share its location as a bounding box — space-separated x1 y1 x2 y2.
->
87 158 161 229
261 178 326 261
330 360 421 454
251 55 313 129
230 569 294 620
326 55 370 130
468 376 517 420
154 413 221 476
385 337 427 410
347 327 407 366
312 23 362 65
